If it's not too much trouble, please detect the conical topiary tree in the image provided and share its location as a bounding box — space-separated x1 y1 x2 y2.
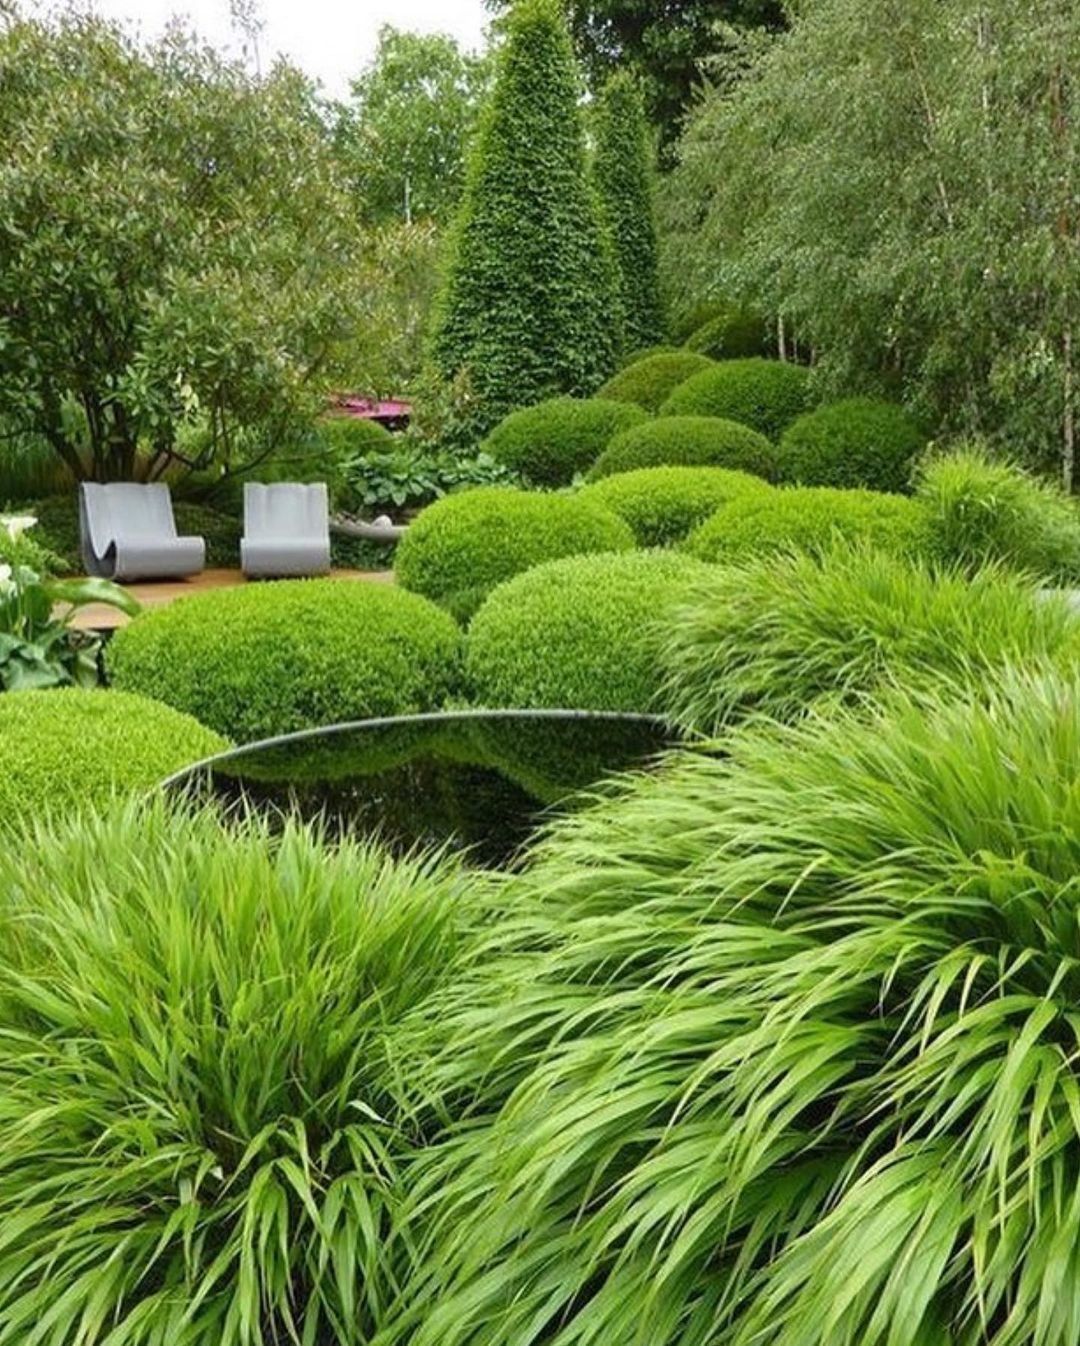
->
427 0 618 443
593 72 666 355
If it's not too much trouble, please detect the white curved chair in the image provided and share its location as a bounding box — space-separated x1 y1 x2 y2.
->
79 482 205 582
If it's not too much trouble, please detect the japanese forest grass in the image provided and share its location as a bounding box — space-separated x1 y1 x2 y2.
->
378 665 1080 1346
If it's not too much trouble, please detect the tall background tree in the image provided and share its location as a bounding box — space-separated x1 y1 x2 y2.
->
428 0 618 443
592 72 667 353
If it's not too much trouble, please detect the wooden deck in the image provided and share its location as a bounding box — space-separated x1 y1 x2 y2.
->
66 567 394 631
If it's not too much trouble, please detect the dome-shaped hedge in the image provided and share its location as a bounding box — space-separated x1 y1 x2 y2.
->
0 689 227 823
394 487 634 620
107 580 463 743
481 398 648 487
661 358 813 440
617 344 680 369
579 466 771 547
779 397 927 493
597 351 714 413
683 486 929 563
467 550 711 713
685 307 772 361
588 415 777 482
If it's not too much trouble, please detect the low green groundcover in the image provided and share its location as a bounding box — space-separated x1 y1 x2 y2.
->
579 466 771 547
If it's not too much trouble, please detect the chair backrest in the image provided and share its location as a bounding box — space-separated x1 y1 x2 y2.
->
244 483 329 542
81 482 180 554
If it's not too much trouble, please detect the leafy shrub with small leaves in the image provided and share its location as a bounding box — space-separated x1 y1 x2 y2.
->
394 486 634 619
661 357 814 439
0 688 226 822
779 397 927 493
579 466 771 547
617 344 680 368
660 545 1080 733
588 415 776 481
466 549 710 712
597 350 713 412
0 800 478 1344
481 397 648 487
685 306 772 360
683 485 929 562
108 580 463 743
915 444 1080 581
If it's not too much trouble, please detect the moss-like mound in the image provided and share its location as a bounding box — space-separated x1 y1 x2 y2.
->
579 466 771 547
685 307 772 360
481 397 648 487
597 351 714 412
779 397 927 493
661 358 813 440
588 415 777 482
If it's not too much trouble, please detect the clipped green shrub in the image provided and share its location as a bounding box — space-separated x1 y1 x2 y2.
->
661 357 813 439
597 350 713 412
779 396 927 493
466 550 710 712
481 397 648 487
684 485 929 562
916 444 1080 581
579 466 771 547
0 800 475 1343
660 545 1080 733
394 486 634 619
617 343 679 368
0 689 226 822
685 306 772 360
316 413 396 457
589 414 777 482
108 580 463 743
389 666 1080 1346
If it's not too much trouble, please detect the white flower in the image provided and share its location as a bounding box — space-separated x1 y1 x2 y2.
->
1 515 37 542
0 563 13 592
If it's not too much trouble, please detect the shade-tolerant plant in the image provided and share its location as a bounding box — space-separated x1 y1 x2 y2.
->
337 442 517 517
394 486 634 620
0 689 226 820
779 396 927 493
0 800 479 1342
481 397 648 487
466 549 710 713
661 357 813 439
685 305 773 360
108 579 463 743
589 414 777 481
683 484 929 562
579 465 771 546
660 544 1080 733
597 349 713 412
428 0 618 442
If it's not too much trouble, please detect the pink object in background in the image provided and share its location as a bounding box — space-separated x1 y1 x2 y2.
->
329 394 412 431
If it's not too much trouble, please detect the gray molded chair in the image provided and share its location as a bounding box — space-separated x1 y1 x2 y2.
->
241 482 331 579
79 482 205 582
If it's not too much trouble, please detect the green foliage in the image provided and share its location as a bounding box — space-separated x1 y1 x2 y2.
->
0 800 476 1342
481 397 648 487
384 664 1080 1346
0 689 226 820
394 486 634 619
0 417 73 500
30 493 241 572
340 444 516 516
779 397 927 493
618 343 680 368
661 357 814 440
467 549 710 712
579 465 771 546
589 414 777 480
597 349 713 412
683 485 929 562
915 445 1080 582
685 306 773 360
592 73 666 354
428 0 618 443
660 545 1080 734
107 580 463 743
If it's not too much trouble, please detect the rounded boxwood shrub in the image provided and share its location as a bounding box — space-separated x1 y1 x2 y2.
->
467 550 710 713
0 689 226 823
481 397 648 487
778 397 927 493
588 415 777 482
107 580 463 743
661 357 813 440
579 466 772 547
617 343 680 368
683 486 929 563
597 351 714 413
394 487 634 619
685 307 772 360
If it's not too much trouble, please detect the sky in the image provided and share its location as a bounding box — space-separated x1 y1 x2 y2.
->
67 0 491 97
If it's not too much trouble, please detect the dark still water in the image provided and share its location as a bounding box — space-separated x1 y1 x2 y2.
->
164 710 676 868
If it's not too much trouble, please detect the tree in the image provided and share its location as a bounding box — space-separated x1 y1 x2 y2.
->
0 9 364 483
592 73 667 352
428 0 618 444
336 26 493 227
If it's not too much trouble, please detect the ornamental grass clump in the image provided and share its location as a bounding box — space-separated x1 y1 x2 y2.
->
0 800 480 1345
481 397 648 487
384 665 1080 1346
661 356 814 439
588 414 776 481
659 545 1080 734
597 350 714 412
579 465 771 547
